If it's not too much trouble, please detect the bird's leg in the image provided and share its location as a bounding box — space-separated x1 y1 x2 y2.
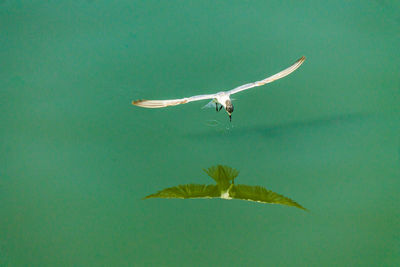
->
215 103 218 112
218 105 223 111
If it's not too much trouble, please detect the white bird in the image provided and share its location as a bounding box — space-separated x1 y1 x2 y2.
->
132 56 306 121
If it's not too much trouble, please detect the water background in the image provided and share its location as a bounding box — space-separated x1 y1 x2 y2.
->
1 0 399 266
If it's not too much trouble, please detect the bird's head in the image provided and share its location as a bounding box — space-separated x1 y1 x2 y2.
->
225 100 234 122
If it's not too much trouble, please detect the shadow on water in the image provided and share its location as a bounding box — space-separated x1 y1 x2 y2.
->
184 112 373 140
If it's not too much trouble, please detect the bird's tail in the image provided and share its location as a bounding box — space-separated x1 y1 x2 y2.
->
201 99 217 109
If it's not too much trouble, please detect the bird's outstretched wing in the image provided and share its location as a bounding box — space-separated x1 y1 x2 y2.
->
230 185 307 210
143 184 220 199
132 94 216 108
228 56 306 95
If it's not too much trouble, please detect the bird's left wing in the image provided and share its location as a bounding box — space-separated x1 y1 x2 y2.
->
132 93 216 108
228 56 306 95
144 184 220 199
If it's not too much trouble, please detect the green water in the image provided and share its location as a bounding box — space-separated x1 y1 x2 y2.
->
1 0 399 266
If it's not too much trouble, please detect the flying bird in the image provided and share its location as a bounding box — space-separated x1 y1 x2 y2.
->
144 165 307 210
132 56 306 121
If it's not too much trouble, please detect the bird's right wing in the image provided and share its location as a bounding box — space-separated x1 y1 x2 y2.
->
132 93 216 108
229 184 307 210
228 56 306 95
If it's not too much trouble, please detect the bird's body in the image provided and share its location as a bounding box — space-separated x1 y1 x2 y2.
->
132 56 306 121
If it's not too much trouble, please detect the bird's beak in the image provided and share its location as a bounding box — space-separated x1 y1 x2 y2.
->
228 113 232 122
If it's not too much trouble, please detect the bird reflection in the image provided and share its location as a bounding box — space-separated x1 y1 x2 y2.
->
144 165 306 211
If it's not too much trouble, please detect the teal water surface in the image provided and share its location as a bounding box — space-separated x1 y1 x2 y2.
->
1 1 399 266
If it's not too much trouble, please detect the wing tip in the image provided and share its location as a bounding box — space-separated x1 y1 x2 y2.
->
298 56 306 63
132 99 146 106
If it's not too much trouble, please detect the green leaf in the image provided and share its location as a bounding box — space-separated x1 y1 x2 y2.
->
144 184 220 199
229 185 307 210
